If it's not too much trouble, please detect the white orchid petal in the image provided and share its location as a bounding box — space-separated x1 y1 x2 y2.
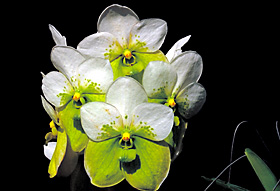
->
42 71 73 108
106 77 148 126
49 24 67 46
171 51 203 95
176 83 206 119
133 103 174 141
44 142 57 160
51 46 86 84
77 32 123 61
166 35 191 62
41 95 58 124
97 4 139 46
78 58 113 93
143 61 177 99
80 102 123 141
130 19 167 52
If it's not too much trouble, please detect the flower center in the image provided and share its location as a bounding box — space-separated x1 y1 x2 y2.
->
123 49 132 59
122 49 136 66
167 98 176 108
122 132 130 142
119 132 133 149
72 92 81 102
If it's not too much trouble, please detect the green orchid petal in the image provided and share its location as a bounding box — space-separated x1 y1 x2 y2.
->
110 57 144 79
119 148 137 163
83 93 105 103
48 127 67 178
59 101 88 152
110 50 167 80
135 50 168 68
56 135 79 177
84 138 124 187
122 137 171 191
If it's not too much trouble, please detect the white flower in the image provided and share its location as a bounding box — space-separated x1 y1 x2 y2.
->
77 4 168 78
80 77 174 142
143 51 206 119
42 46 114 108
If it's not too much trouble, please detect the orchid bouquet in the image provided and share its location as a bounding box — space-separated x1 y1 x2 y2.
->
41 4 206 190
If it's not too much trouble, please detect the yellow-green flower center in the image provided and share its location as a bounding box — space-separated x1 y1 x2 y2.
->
72 92 81 102
123 49 132 59
167 98 176 108
119 132 133 149
122 132 130 142
122 49 136 66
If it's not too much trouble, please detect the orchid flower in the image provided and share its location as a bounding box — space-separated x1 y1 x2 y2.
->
77 4 168 79
80 77 174 190
143 51 206 120
42 46 114 152
41 96 78 178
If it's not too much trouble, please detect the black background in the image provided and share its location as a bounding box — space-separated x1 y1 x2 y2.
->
20 1 279 190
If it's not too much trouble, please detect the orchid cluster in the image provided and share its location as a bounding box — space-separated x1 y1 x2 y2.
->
41 4 206 190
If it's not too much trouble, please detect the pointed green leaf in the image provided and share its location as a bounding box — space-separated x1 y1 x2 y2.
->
84 138 124 187
245 148 280 191
202 176 250 191
48 127 67 178
122 137 171 190
59 102 88 152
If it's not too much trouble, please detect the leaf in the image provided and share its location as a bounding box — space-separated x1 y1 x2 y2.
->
245 148 280 191
84 138 124 187
202 176 250 191
122 137 171 190
59 102 88 152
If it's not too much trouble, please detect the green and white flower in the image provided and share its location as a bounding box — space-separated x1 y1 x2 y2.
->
77 4 168 79
42 46 114 152
143 51 206 119
41 96 78 178
80 77 173 190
